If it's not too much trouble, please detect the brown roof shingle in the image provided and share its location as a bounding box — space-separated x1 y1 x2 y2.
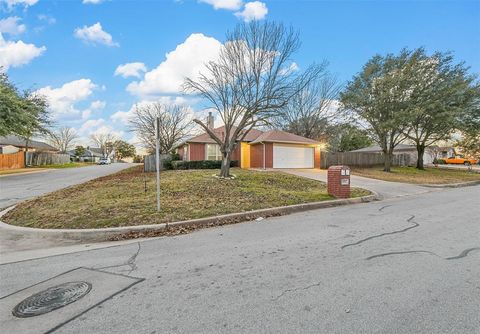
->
187 126 264 144
249 130 320 145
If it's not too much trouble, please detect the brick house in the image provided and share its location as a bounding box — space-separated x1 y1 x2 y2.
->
176 115 322 169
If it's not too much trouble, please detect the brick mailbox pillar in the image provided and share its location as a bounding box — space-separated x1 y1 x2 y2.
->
327 165 351 198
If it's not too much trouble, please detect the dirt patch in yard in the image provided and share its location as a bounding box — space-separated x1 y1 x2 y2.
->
3 166 370 229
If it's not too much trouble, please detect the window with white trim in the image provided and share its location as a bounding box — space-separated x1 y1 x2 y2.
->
206 144 222 161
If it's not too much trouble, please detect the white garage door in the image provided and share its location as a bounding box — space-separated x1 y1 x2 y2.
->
273 145 314 168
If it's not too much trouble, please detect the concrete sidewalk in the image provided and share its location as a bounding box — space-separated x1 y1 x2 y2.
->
283 169 436 199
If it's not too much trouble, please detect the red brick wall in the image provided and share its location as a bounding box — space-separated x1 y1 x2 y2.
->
231 145 241 162
189 143 205 161
327 166 350 198
250 143 272 168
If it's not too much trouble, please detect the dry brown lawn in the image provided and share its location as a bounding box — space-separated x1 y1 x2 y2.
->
3 166 370 229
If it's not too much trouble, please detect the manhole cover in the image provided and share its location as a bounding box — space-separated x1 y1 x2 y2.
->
12 281 92 318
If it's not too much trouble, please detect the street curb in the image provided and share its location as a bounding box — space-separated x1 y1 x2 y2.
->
0 192 379 243
420 180 480 188
0 169 53 178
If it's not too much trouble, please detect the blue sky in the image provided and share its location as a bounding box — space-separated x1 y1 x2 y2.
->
1 0 479 146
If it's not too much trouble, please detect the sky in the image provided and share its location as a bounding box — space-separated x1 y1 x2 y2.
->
1 0 479 147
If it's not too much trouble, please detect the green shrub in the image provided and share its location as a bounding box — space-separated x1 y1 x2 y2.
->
437 159 446 164
162 153 183 170
171 160 239 170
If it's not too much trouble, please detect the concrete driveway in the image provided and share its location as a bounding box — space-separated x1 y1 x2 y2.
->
0 163 134 209
282 168 435 199
0 185 478 333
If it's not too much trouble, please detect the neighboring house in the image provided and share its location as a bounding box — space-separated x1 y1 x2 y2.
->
0 135 58 152
68 147 105 162
434 146 456 159
177 115 322 169
0 145 19 154
350 144 436 165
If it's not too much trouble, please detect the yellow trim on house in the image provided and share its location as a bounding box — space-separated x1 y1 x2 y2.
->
241 142 250 168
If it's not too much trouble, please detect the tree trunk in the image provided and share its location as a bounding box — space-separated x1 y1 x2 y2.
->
219 151 232 178
383 151 392 172
416 144 425 170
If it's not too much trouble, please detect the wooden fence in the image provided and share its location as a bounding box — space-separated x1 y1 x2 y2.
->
0 151 25 170
25 152 70 166
320 151 411 169
144 154 170 172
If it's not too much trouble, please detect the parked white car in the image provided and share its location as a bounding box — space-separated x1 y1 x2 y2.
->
98 157 111 165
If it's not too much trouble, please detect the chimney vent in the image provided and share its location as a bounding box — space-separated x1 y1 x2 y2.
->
207 112 214 129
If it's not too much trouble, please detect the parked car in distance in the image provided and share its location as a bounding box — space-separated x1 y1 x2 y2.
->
439 156 478 165
98 157 111 165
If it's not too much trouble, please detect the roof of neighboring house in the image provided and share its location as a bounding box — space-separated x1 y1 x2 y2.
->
68 147 104 157
250 130 320 145
0 135 57 151
437 146 455 151
350 144 419 153
185 126 265 144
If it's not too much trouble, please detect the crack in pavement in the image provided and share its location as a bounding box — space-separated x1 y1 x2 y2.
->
365 250 439 260
445 247 480 260
378 204 392 212
366 247 480 261
341 215 419 250
96 242 141 275
272 282 322 301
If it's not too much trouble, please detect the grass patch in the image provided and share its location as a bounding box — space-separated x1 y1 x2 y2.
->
32 162 92 169
3 166 369 229
352 166 480 184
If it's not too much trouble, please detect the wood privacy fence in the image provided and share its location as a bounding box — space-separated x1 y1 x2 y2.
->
320 151 411 169
25 152 70 166
144 154 170 172
0 151 25 170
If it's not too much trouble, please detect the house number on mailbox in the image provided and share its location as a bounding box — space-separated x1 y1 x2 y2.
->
341 179 350 185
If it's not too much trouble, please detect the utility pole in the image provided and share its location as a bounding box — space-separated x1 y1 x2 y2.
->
155 117 161 212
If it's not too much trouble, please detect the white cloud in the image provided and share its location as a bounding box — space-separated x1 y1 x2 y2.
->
35 79 97 119
114 62 147 78
279 62 299 75
1 0 38 10
75 118 124 145
110 110 131 124
82 0 104 4
199 0 243 10
127 33 222 97
89 100 106 110
235 1 268 22
0 33 45 71
78 118 105 135
37 14 56 25
111 97 190 125
0 17 26 35
74 22 119 47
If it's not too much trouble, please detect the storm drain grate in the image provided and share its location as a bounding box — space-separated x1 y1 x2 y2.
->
12 281 92 318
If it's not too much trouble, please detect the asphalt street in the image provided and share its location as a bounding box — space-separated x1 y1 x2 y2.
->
1 185 479 333
0 163 134 209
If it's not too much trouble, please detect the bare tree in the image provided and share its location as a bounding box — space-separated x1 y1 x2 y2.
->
272 72 341 140
90 132 118 157
47 127 78 153
183 21 320 177
129 103 194 154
